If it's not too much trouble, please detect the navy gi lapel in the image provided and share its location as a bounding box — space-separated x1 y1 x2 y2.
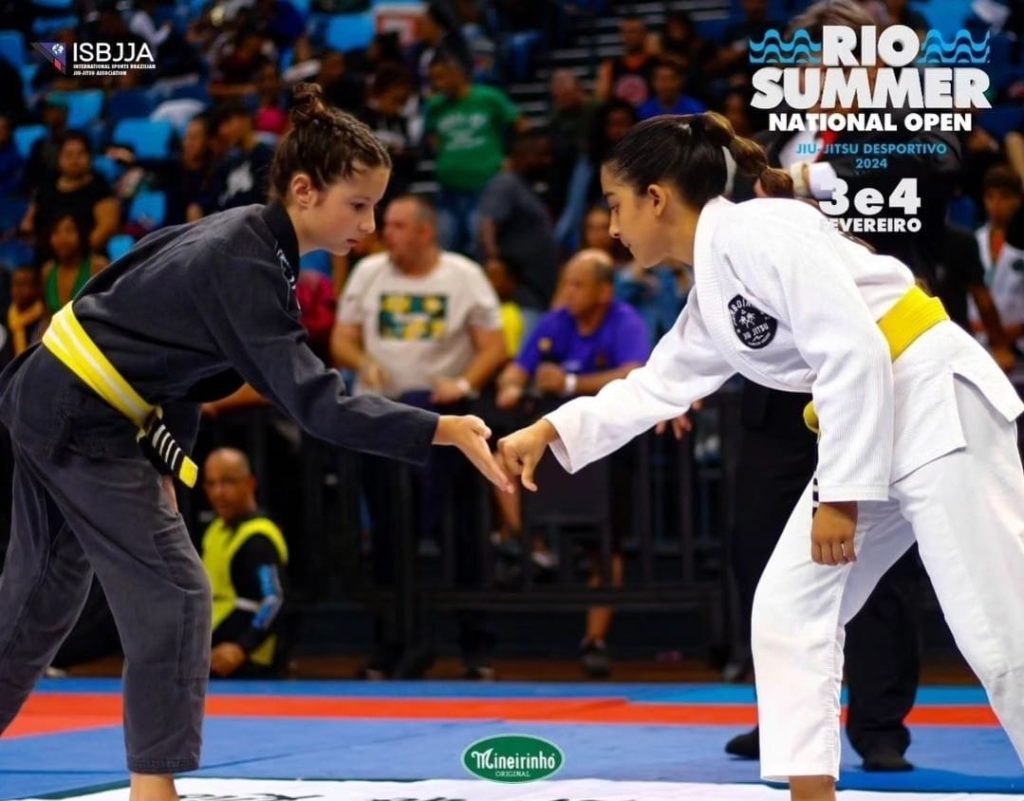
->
261 201 300 294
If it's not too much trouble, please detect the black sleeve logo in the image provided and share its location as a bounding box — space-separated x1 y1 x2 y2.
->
728 295 777 349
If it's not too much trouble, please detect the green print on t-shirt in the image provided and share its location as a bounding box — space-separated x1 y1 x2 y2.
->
378 293 450 341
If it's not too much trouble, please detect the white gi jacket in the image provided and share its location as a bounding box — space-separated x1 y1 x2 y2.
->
546 197 1024 503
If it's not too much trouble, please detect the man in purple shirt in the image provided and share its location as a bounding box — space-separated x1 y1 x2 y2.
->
493 249 651 677
496 250 651 406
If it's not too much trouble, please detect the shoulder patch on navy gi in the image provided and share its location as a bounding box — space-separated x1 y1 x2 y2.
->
728 295 777 349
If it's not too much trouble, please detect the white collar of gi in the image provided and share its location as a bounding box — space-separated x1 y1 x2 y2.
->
693 195 734 272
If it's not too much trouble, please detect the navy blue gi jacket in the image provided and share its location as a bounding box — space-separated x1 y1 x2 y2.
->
0 202 439 467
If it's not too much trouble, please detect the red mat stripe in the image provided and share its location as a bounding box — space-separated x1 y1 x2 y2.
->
6 693 1001 738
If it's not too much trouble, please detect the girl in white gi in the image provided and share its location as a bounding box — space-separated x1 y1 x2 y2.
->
498 112 1024 801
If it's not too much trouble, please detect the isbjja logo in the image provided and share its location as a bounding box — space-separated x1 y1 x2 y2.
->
31 41 66 73
462 734 564 783
748 25 991 132
31 39 155 76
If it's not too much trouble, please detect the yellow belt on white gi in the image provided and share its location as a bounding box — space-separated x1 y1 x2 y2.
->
803 285 950 435
41 304 199 488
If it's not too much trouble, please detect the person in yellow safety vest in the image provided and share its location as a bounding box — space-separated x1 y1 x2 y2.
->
201 448 288 678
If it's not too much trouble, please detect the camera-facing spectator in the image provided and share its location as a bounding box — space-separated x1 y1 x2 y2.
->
636 58 706 121
5 266 45 360
40 213 108 314
255 64 289 136
21 132 120 266
973 165 1024 353
202 448 289 679
595 16 655 107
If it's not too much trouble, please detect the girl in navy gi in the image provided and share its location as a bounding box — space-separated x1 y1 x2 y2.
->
499 113 1024 801
0 84 510 801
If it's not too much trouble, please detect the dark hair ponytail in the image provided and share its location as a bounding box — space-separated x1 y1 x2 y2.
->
605 112 792 207
270 82 391 199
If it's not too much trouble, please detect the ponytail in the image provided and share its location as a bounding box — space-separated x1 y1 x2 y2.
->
606 111 792 206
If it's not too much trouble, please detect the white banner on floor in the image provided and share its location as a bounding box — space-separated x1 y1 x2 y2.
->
16 777 1013 801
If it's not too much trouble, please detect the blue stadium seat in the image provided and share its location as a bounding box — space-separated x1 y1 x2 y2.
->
0 30 26 68
324 12 375 53
694 17 730 44
21 64 38 97
150 98 207 135
112 118 174 160
128 190 167 228
33 0 74 8
31 15 77 36
166 81 211 104
0 239 32 270
48 90 104 129
106 89 156 122
107 233 136 262
0 198 28 232
13 124 46 159
92 155 125 184
300 250 332 276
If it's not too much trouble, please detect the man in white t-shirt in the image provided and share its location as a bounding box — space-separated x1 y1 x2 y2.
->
330 194 507 680
332 194 506 401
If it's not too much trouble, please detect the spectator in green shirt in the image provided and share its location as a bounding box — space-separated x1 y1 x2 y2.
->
424 49 528 256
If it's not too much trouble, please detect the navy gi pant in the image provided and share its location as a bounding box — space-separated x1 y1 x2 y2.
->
0 347 210 773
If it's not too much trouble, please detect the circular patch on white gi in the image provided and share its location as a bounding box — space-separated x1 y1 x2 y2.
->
728 295 777 349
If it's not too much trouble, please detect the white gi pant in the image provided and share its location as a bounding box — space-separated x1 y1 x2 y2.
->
752 375 1024 782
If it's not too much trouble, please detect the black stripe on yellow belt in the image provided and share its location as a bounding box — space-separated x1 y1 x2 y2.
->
803 286 950 435
42 305 199 488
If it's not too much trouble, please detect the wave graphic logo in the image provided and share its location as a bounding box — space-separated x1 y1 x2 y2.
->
749 30 823 64
918 30 989 63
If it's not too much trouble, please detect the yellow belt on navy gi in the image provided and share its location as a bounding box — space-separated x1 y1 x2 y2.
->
803 285 950 435
41 305 199 488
